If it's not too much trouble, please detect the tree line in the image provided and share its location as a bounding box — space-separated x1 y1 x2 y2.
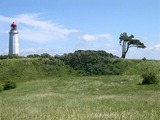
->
0 50 124 75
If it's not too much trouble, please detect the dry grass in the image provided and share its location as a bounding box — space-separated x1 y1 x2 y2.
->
1 76 160 120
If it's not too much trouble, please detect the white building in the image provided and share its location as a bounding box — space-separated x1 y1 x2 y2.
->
9 22 19 55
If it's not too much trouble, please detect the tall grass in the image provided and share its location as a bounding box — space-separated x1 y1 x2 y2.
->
1 76 160 120
0 58 72 83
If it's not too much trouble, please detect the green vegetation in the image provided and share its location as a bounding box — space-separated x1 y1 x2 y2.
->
0 57 71 83
59 50 120 75
142 72 159 85
0 50 160 119
1 76 160 120
3 81 17 90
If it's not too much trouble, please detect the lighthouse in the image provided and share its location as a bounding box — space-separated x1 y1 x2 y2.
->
9 22 19 55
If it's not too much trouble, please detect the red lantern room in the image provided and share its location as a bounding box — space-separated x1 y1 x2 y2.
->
10 22 17 30
11 22 17 27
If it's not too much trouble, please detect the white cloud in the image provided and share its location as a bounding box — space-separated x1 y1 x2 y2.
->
99 34 111 40
0 47 56 56
20 47 56 56
0 13 78 43
154 44 160 49
147 44 160 51
0 15 12 22
0 48 9 55
20 48 38 53
82 34 98 41
82 33 112 42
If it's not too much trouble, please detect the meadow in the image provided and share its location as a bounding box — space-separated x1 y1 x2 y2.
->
1 75 160 120
1 51 160 120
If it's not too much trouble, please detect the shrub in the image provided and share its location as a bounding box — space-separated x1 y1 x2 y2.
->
141 72 159 85
142 57 146 61
3 81 17 90
59 50 120 76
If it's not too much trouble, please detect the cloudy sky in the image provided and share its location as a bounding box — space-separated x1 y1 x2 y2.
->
0 0 160 59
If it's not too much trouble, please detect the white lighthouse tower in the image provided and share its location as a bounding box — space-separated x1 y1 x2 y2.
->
9 22 19 55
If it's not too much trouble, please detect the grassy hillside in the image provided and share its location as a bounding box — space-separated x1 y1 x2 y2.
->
0 57 160 82
1 76 160 119
113 59 160 75
0 58 73 83
1 52 160 119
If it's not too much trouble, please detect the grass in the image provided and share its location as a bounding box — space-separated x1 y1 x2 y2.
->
1 75 160 120
0 58 71 82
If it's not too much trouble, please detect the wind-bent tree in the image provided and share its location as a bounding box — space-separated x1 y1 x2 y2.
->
119 32 146 58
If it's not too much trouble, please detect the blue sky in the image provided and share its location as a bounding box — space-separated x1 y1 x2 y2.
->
0 0 160 59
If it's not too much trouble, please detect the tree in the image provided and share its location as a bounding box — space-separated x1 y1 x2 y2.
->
119 32 146 58
41 53 51 58
59 50 120 75
27 54 41 58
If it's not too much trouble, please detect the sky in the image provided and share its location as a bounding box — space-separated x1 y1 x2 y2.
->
0 0 160 59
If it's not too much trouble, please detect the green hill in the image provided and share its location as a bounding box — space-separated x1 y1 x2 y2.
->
0 50 160 83
1 50 160 119
0 58 70 82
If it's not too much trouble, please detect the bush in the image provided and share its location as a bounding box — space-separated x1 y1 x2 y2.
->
59 50 120 76
141 72 159 85
3 81 17 90
142 57 147 61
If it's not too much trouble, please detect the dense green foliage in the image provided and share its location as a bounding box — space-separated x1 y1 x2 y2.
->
142 72 159 85
59 50 121 75
0 54 21 59
3 81 17 90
